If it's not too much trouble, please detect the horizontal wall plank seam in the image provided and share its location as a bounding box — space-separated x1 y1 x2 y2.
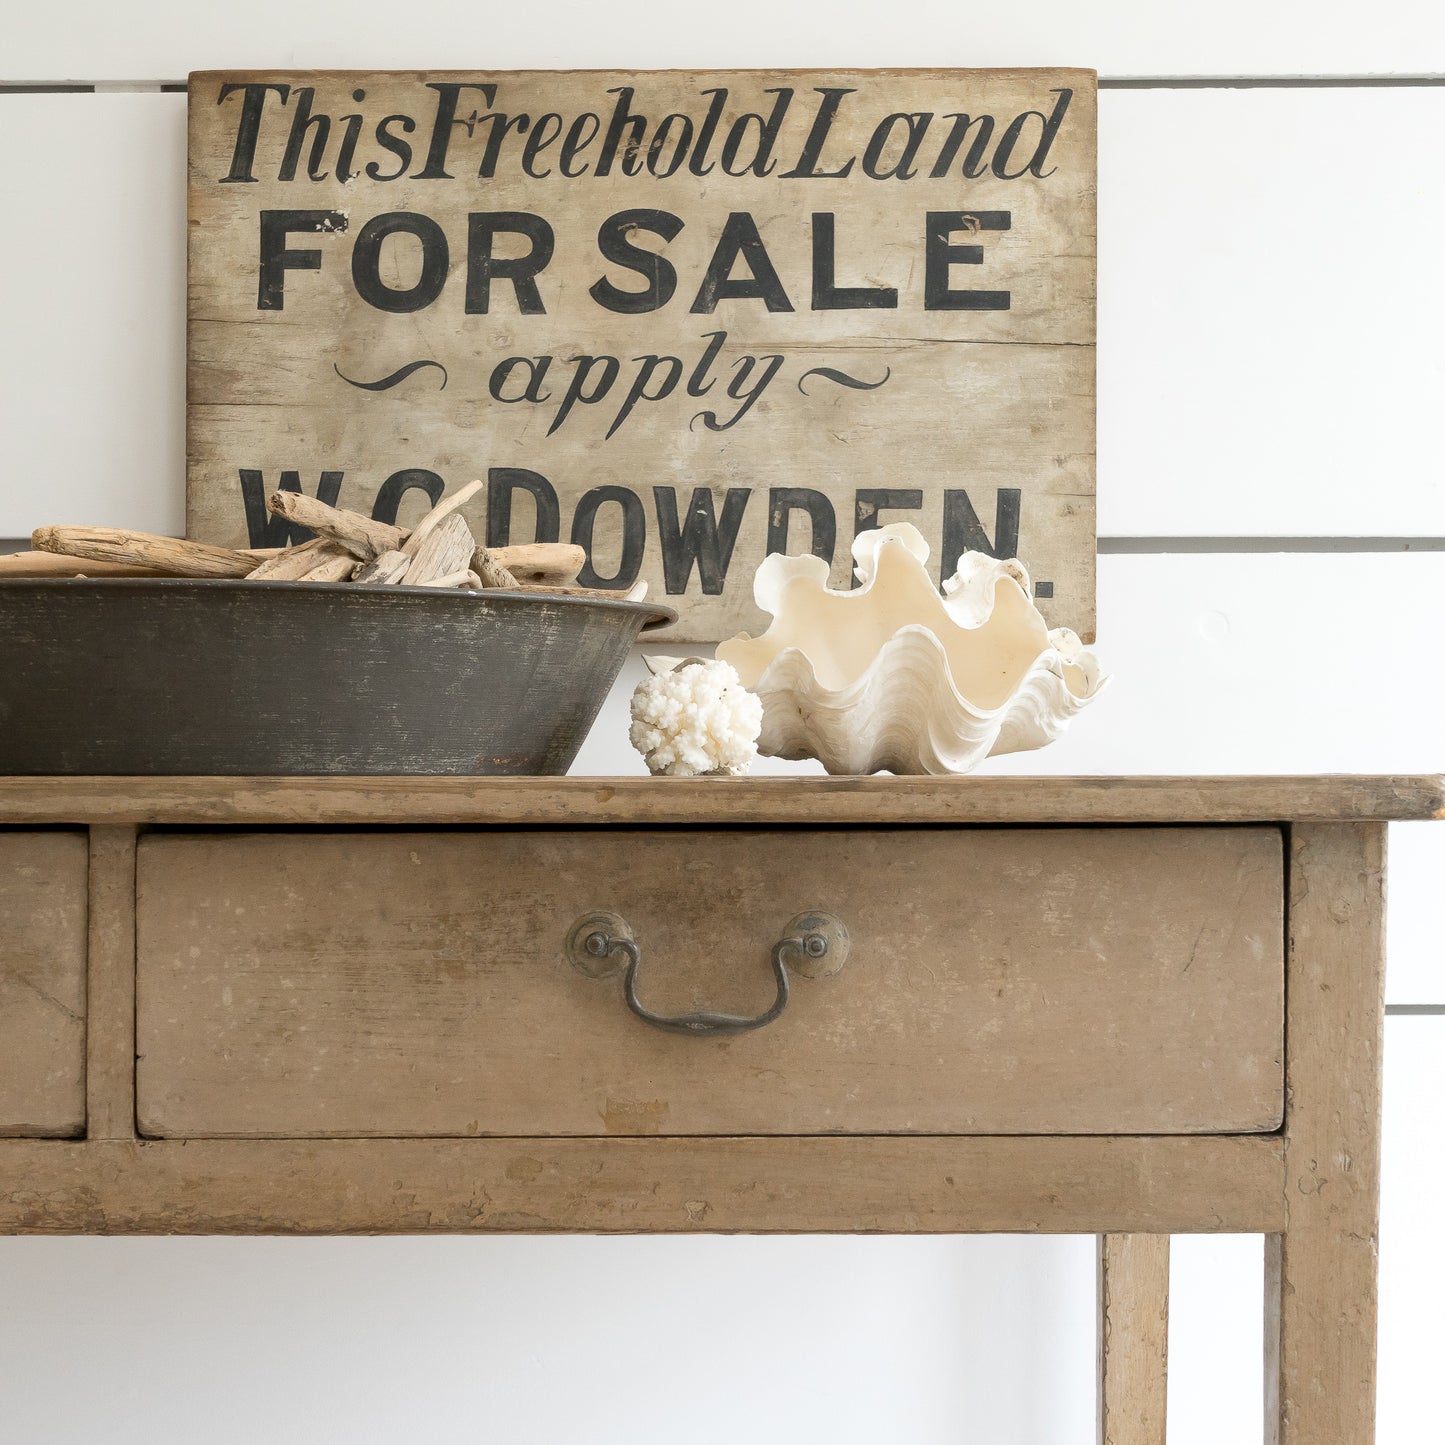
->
1098 538 1445 554
1100 75 1445 88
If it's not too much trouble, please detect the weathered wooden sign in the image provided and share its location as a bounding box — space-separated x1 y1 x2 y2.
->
188 69 1096 640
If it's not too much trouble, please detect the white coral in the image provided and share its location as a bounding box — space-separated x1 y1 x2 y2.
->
629 658 762 776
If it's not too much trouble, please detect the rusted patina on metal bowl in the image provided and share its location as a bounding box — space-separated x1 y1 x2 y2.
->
0 578 673 775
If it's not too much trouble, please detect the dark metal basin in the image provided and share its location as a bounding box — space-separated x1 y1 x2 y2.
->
0 578 673 775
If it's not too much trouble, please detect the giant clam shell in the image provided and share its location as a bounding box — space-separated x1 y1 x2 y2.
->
716 523 1106 776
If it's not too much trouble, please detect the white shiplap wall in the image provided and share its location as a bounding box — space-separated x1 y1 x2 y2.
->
1 10 1441 1441
7 1 1445 78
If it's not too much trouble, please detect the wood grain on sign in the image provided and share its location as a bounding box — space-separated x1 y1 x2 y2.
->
187 69 1096 641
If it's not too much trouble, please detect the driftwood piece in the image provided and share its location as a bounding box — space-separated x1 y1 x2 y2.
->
405 480 484 551
32 527 256 579
246 538 332 580
419 569 485 590
401 513 476 586
252 504 582 583
22 506 607 599
472 547 519 589
490 543 585 585
0 551 160 578
266 492 405 561
352 550 412 585
295 549 360 583
510 581 650 602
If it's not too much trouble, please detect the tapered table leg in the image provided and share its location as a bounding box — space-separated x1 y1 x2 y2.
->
1098 1232 1170 1445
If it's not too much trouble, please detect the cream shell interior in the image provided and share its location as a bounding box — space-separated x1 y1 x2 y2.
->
723 542 1071 712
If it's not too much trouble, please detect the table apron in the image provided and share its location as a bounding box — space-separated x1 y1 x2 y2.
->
0 1133 1285 1235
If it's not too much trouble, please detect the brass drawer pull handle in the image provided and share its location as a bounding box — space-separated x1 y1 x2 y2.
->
566 911 849 1037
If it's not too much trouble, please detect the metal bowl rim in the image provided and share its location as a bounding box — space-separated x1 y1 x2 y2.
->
0 575 677 631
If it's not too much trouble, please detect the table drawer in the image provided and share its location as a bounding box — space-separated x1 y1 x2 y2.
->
0 832 87 1136
135 827 1284 1138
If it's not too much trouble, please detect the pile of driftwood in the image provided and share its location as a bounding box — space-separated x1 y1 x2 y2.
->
4 480 643 600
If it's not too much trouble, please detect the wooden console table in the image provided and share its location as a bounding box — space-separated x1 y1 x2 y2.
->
2 774 1440 1443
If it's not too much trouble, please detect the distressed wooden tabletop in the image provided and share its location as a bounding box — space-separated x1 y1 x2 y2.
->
0 773 1438 825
